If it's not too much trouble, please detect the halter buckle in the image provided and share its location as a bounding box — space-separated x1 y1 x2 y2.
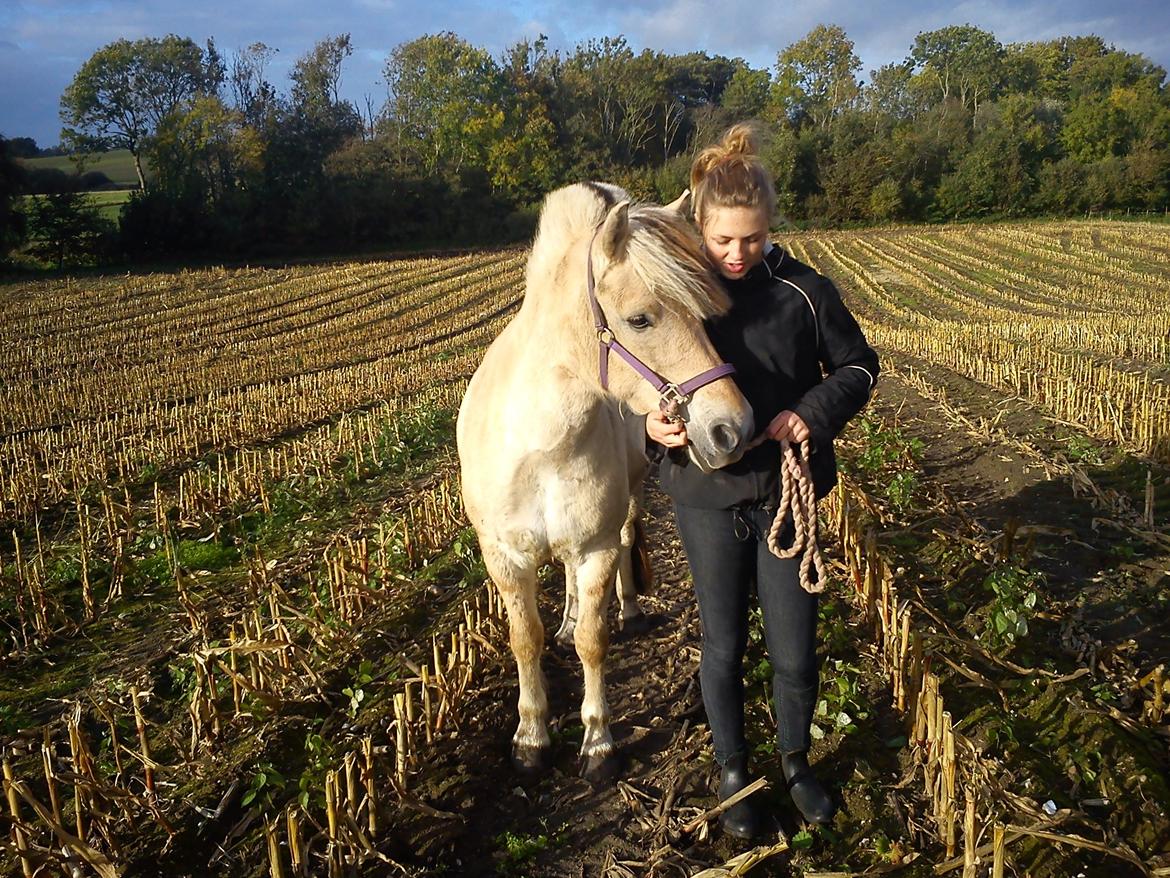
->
597 327 615 345
659 383 689 414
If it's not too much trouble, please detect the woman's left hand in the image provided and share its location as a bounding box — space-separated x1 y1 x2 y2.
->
766 410 810 444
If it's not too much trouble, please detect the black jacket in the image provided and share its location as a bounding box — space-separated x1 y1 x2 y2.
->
644 243 880 508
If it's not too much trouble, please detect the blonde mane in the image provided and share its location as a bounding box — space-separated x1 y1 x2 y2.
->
526 183 729 320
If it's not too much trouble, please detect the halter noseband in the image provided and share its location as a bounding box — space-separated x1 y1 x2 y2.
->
585 227 736 415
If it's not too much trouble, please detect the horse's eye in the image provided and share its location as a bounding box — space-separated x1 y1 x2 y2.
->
627 314 652 330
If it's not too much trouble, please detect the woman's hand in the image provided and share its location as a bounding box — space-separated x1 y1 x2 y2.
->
646 409 688 447
766 410 810 444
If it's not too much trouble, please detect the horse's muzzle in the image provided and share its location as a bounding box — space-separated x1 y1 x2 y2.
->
688 413 754 472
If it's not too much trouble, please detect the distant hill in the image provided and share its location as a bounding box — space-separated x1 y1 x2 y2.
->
19 149 147 188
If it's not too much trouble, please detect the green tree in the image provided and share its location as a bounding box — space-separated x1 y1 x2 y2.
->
291 33 361 133
1033 157 1088 214
559 36 641 168
773 25 862 129
25 190 114 268
817 111 891 223
865 63 921 129
7 137 39 159
487 37 562 203
721 66 772 120
0 136 28 260
230 42 280 129
1061 96 1130 162
383 32 503 175
1125 145 1170 210
933 122 1031 219
909 25 1003 118
60 35 223 189
1001 40 1066 97
149 95 264 205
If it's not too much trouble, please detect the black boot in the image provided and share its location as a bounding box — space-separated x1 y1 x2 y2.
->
717 752 761 839
781 751 835 825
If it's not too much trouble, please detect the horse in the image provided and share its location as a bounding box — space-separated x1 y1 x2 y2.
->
456 182 754 783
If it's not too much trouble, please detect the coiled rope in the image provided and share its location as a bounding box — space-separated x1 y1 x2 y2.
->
750 434 827 594
662 400 827 594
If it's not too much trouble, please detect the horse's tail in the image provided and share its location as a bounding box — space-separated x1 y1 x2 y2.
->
630 516 656 595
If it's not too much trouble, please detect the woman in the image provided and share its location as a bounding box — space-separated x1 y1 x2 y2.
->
639 124 879 837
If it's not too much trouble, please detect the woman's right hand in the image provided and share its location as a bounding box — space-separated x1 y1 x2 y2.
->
646 409 688 447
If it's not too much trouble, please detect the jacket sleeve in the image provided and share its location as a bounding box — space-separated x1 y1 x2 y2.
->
791 277 880 450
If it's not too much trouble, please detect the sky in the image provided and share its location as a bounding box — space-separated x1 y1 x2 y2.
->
3 0 1169 147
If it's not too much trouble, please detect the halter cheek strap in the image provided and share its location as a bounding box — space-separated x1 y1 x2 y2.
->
586 228 736 411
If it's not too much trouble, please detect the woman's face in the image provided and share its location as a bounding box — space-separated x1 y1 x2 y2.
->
701 205 770 280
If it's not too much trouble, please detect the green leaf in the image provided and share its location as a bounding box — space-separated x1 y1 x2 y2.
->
791 829 815 850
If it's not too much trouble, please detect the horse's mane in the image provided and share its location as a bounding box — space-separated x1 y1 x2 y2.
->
526 183 729 320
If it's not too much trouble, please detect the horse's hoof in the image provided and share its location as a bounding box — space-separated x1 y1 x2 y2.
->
579 749 622 787
511 743 552 776
618 611 653 637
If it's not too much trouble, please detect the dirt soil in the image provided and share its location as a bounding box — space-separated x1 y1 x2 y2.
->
381 478 917 877
378 358 1170 877
7 353 1166 878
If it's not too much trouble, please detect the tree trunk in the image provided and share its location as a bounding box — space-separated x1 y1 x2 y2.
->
133 150 146 190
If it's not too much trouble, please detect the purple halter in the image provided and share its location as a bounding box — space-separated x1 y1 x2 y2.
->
585 227 736 413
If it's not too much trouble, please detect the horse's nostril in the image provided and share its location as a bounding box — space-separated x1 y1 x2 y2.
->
711 423 740 455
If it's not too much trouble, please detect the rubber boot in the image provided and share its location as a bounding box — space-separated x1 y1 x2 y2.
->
717 752 761 839
781 750 835 825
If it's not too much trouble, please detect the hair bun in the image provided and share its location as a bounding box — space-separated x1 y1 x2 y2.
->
688 121 776 225
690 123 761 190
720 123 759 158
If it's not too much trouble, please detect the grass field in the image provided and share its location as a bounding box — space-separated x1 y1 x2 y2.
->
0 220 1167 877
19 189 133 224
19 148 145 188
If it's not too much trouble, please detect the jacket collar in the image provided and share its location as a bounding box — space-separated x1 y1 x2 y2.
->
726 241 786 288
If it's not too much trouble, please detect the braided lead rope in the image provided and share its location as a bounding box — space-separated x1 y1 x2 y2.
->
743 433 827 594
662 398 827 595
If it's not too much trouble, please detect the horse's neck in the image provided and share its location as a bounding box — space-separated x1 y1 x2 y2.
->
516 234 595 383
505 241 623 443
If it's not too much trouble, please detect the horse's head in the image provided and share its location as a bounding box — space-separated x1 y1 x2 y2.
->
589 196 754 471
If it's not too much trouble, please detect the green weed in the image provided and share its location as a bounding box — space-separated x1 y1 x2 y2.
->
846 416 924 512
495 830 550 874
886 471 919 513
342 659 375 718
811 659 869 740
242 762 287 810
1064 434 1104 466
983 564 1041 648
137 537 239 585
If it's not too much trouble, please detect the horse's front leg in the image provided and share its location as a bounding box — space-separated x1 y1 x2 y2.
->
483 543 550 773
573 545 622 785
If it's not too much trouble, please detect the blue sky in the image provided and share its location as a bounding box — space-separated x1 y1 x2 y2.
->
3 0 1168 146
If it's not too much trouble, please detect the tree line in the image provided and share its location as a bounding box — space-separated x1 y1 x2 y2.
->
1 24 1168 266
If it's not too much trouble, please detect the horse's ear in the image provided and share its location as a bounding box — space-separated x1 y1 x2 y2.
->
600 200 631 261
665 189 690 215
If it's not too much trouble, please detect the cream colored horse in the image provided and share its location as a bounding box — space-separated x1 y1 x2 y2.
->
456 182 753 782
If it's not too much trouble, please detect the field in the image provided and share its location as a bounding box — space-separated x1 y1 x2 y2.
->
19 150 144 188
19 190 133 226
1 221 1168 877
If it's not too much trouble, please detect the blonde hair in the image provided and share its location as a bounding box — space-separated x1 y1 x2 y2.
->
690 123 776 228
